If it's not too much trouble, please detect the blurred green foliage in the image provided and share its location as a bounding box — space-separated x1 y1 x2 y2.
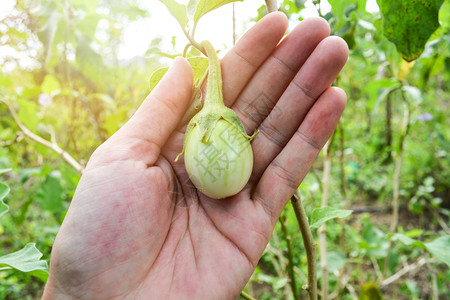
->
1 0 449 299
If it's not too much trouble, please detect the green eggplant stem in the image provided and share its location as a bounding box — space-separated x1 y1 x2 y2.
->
200 40 224 108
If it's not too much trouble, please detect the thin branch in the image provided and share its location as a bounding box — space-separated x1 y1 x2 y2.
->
390 91 410 232
293 265 308 283
279 213 300 300
337 121 348 300
182 43 192 58
384 89 411 275
425 256 440 300
344 281 358 300
318 138 333 300
181 27 206 56
266 241 287 281
191 21 198 40
291 190 317 300
329 272 355 300
269 229 292 299
0 98 84 174
370 257 383 280
380 257 430 288
386 91 392 150
426 204 450 234
311 169 323 192
240 291 257 300
0 132 23 146
338 121 349 207
265 0 279 13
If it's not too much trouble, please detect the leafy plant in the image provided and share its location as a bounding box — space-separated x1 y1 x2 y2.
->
0 174 48 284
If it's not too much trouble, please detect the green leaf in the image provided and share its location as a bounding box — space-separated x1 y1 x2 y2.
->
390 233 426 249
16 98 40 132
159 0 189 28
402 85 424 104
0 75 13 88
424 235 450 267
41 74 61 94
310 206 353 229
365 78 400 112
36 10 61 65
149 67 169 91
149 57 208 91
327 251 347 273
329 0 357 31
360 222 389 258
440 0 450 33
404 229 424 238
378 0 445 61
0 243 49 282
273 277 288 290
37 173 64 213
188 56 209 84
187 0 200 18
0 182 10 217
0 168 12 175
194 0 244 23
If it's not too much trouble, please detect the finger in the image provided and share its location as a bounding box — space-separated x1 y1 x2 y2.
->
250 36 349 182
160 13 287 162
221 12 288 106
117 57 193 162
252 87 347 224
231 17 331 131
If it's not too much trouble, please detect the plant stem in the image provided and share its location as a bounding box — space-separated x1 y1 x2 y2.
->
182 43 192 57
426 204 450 234
268 230 292 298
390 91 410 232
390 154 403 232
291 190 317 300
181 27 206 56
177 69 208 128
0 98 85 174
200 40 224 108
337 121 348 299
240 291 257 300
385 88 410 276
386 92 392 150
380 257 429 287
191 22 198 40
265 0 278 13
318 137 333 300
279 213 300 300
266 237 287 283
338 121 349 207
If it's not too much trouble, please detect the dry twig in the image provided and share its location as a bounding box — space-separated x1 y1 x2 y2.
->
0 98 85 174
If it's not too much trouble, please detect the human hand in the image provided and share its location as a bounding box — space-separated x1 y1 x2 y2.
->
43 12 348 300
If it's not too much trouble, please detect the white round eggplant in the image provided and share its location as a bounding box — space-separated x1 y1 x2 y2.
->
184 119 253 199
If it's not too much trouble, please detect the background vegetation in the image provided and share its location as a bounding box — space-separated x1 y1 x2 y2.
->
1 0 449 299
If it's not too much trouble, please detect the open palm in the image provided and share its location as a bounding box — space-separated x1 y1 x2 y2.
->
43 13 348 300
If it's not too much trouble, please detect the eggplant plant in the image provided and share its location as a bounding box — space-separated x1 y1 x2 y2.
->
176 40 258 199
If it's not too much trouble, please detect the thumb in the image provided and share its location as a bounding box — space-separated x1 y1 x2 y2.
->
119 57 193 151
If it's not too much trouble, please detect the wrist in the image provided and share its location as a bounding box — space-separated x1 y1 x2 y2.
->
42 277 75 300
